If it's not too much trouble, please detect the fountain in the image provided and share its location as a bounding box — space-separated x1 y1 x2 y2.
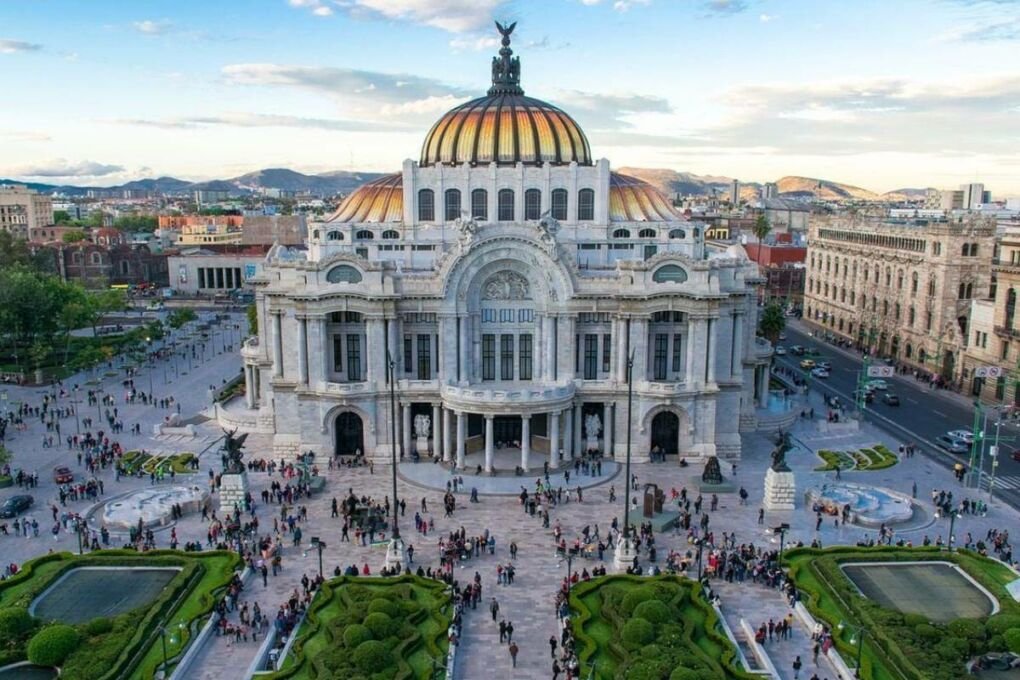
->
101 485 209 529
805 482 915 527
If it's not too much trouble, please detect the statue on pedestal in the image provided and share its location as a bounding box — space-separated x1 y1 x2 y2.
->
770 431 792 472
221 427 248 474
701 456 723 485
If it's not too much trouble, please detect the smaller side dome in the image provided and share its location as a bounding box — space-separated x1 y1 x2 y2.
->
609 173 684 222
327 173 403 223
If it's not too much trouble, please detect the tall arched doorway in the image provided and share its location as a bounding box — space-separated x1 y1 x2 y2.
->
335 412 364 457
651 412 679 456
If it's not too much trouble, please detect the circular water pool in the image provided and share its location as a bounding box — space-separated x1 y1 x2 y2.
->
807 482 914 526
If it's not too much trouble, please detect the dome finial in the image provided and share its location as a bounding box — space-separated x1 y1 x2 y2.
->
489 21 523 96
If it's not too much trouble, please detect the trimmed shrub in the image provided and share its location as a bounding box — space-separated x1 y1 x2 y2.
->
986 614 1020 636
352 639 393 673
84 617 113 636
632 599 671 625
0 608 35 639
621 617 655 648
935 637 970 661
902 613 929 627
620 587 657 616
988 634 1006 652
27 624 81 666
367 598 400 619
947 618 985 640
914 623 938 641
1005 628 1020 654
669 669 703 680
343 623 373 648
364 612 396 639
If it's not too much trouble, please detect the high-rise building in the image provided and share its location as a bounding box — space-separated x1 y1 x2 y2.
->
761 183 778 200
729 179 740 205
962 183 987 210
0 185 54 239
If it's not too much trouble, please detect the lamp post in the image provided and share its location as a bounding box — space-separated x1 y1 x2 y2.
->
558 552 575 591
837 621 867 678
310 536 326 579
946 509 960 552
384 350 404 571
772 523 790 566
615 351 636 570
694 537 705 580
145 337 154 396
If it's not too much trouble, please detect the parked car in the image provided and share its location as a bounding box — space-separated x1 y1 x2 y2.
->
947 429 974 444
936 435 970 455
852 389 874 404
818 361 832 370
1012 448 1020 462
800 359 816 369
775 346 787 356
779 333 787 341
866 379 889 391
791 345 805 355
811 367 830 378
53 466 73 484
882 393 900 406
0 495 33 518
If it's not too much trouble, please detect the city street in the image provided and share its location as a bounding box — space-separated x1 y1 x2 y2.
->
775 321 1020 509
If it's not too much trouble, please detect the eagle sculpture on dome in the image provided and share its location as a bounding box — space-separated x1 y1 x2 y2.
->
490 21 522 95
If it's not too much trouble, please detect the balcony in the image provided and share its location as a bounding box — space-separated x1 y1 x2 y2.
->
441 382 575 415
994 325 1020 340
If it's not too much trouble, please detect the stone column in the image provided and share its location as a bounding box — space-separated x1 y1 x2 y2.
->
367 319 385 384
297 317 308 385
604 402 614 456
244 365 255 408
439 317 456 383
685 318 698 386
458 315 470 383
574 402 583 456
271 312 283 378
521 415 531 472
706 318 716 385
564 404 574 461
544 315 556 381
313 316 328 387
253 368 260 404
456 411 466 468
616 318 629 382
432 403 442 457
558 315 576 381
549 410 561 468
630 316 648 382
731 312 744 381
387 317 400 377
758 364 770 407
694 318 709 386
402 402 412 459
484 414 494 472
443 407 453 462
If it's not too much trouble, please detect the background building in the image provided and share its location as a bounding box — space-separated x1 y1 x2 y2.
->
744 243 806 308
804 214 995 384
167 245 272 295
0 185 53 239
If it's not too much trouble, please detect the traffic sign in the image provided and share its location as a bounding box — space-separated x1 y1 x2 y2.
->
975 366 1004 378
867 366 894 378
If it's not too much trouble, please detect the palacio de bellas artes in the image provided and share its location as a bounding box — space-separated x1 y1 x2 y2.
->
225 28 769 472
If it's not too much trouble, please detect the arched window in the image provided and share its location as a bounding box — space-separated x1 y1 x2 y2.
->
355 230 374 240
418 189 435 222
381 230 400 239
962 243 970 256
897 269 904 289
966 283 973 299
885 267 891 286
911 272 918 294
525 188 542 220
908 306 915 325
652 264 688 283
928 276 936 297
919 348 927 364
326 230 343 241
497 189 514 221
444 189 461 222
959 283 966 299
471 189 488 221
550 188 568 221
668 229 686 239
895 302 901 320
971 244 979 257
613 228 631 238
312 229 320 240
1006 288 1017 329
577 188 595 221
638 228 657 238
90 252 102 265
72 252 82 265
326 265 363 283
905 343 913 358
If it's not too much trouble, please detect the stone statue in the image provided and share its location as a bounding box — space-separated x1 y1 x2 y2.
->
702 456 724 485
537 210 560 246
584 414 602 440
482 271 531 300
413 414 431 440
770 430 792 472
455 212 477 248
221 427 248 474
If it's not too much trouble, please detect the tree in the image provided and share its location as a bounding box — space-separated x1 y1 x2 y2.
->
62 230 87 243
53 210 73 224
167 308 198 330
0 445 11 467
758 302 786 344
753 214 771 242
246 303 258 336
113 215 158 232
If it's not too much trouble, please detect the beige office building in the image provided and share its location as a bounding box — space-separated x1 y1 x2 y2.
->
0 185 53 239
804 214 995 383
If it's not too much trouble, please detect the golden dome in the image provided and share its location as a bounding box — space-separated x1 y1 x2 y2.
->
327 173 402 223
609 173 685 222
420 22 591 168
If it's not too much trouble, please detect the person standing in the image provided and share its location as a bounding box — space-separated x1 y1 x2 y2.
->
491 597 500 622
792 655 802 679
508 641 519 668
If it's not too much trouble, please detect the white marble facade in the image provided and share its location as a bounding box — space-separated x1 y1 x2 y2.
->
232 30 769 467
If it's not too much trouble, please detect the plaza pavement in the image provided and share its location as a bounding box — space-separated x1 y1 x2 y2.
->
3 324 1019 680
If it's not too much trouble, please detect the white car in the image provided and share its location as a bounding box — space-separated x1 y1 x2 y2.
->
811 367 830 378
947 429 974 444
775 346 787 356
866 379 889 391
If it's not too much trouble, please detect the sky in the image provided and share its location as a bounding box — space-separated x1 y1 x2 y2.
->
1 0 1019 195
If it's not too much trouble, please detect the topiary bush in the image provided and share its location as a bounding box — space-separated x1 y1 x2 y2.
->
363 612 396 639
986 614 1020 636
367 598 400 619
914 623 938 641
632 599 671 625
0 608 36 640
947 618 985 641
27 624 81 666
352 639 393 673
343 623 373 648
620 587 657 616
1005 628 1020 654
84 617 113 636
621 617 655 649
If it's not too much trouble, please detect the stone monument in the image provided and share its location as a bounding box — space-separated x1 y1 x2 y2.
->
642 483 665 518
219 427 250 514
763 431 796 511
696 455 735 493
584 413 602 453
413 414 431 457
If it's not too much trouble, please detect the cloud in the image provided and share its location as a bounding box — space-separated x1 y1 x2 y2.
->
950 20 1020 41
554 90 672 129
613 0 650 11
287 0 506 32
112 112 415 132
759 13 776 22
133 19 174 35
10 159 125 178
0 39 43 53
448 34 500 51
702 0 749 15
1 131 51 142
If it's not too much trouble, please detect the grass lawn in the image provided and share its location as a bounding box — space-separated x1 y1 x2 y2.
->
569 574 757 680
815 444 898 472
784 546 1020 680
267 575 451 680
0 550 241 680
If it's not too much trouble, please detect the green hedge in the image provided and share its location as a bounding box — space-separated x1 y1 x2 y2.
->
784 546 1020 680
815 444 898 472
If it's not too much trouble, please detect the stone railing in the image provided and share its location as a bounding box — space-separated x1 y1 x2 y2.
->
441 382 575 413
323 381 372 395
753 337 773 359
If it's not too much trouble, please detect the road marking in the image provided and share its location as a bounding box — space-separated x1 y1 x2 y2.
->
932 410 948 418
906 398 919 405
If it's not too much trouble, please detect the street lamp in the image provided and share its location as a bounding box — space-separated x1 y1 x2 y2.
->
837 621 868 679
310 536 326 579
772 523 790 566
946 509 960 552
693 537 705 580
145 337 154 396
616 351 636 570
557 552 575 591
383 350 405 571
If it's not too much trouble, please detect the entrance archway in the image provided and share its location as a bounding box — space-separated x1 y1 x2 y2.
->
651 412 679 456
335 412 364 457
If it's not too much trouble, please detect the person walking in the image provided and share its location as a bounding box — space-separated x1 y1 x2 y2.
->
490 597 500 622
792 655 802 679
508 640 519 668
549 635 557 658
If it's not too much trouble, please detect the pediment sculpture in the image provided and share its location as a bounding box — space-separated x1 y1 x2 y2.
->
482 270 531 300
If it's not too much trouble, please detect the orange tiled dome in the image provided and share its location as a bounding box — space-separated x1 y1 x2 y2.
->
327 173 402 223
609 173 685 222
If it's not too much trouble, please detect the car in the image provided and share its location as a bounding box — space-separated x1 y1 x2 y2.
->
947 429 974 444
775 346 787 356
779 333 787 341
882 393 900 406
800 359 816 369
818 361 832 370
852 389 874 403
1012 448 1020 463
791 345 805 355
53 466 73 484
811 367 830 378
0 495 33 518
805 347 822 356
936 435 970 455
866 379 889 391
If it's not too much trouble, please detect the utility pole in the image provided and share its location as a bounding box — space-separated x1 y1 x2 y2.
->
966 402 983 488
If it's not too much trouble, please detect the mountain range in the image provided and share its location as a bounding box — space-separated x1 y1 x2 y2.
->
1 166 924 202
